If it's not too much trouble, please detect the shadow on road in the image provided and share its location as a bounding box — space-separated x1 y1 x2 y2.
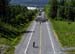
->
21 31 35 33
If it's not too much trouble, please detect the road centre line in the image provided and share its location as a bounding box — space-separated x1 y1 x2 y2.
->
24 21 36 54
39 24 42 54
46 22 56 54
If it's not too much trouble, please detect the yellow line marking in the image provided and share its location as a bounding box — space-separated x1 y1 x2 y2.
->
39 24 42 54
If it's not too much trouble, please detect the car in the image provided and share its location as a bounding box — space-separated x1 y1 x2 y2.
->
35 16 48 22
35 16 41 22
40 18 48 22
39 13 41 16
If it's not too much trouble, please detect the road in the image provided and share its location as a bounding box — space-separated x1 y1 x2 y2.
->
15 12 64 54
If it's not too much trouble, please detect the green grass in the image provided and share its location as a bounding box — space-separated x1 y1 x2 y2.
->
65 50 75 54
51 19 75 47
5 47 15 54
0 36 12 45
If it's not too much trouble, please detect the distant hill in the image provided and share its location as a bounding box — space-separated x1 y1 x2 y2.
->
10 0 49 7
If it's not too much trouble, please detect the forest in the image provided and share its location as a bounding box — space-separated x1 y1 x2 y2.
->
0 0 37 54
45 0 75 21
0 0 37 40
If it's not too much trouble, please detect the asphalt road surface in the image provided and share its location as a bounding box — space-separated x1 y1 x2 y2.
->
15 12 64 54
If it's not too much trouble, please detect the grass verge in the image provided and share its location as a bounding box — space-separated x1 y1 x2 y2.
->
51 19 75 47
50 19 75 54
65 50 75 54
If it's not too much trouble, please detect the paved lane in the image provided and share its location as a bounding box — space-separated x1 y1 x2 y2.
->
15 21 37 54
25 21 55 54
41 22 54 54
26 22 40 54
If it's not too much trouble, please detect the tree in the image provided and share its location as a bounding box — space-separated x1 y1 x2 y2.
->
0 0 11 16
50 0 58 18
64 0 75 21
58 0 65 19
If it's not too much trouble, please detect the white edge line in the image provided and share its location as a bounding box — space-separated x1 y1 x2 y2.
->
46 22 56 54
24 21 36 54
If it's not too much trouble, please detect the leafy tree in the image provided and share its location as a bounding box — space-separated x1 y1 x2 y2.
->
58 0 65 19
50 0 58 18
64 0 75 21
0 0 11 15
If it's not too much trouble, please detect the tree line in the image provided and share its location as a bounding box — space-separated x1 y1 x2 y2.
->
45 0 75 21
0 0 37 40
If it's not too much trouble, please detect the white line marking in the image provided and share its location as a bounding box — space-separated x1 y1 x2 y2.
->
46 22 56 54
24 21 36 54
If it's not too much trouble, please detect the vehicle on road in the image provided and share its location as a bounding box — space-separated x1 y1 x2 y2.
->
35 16 48 22
33 41 35 48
